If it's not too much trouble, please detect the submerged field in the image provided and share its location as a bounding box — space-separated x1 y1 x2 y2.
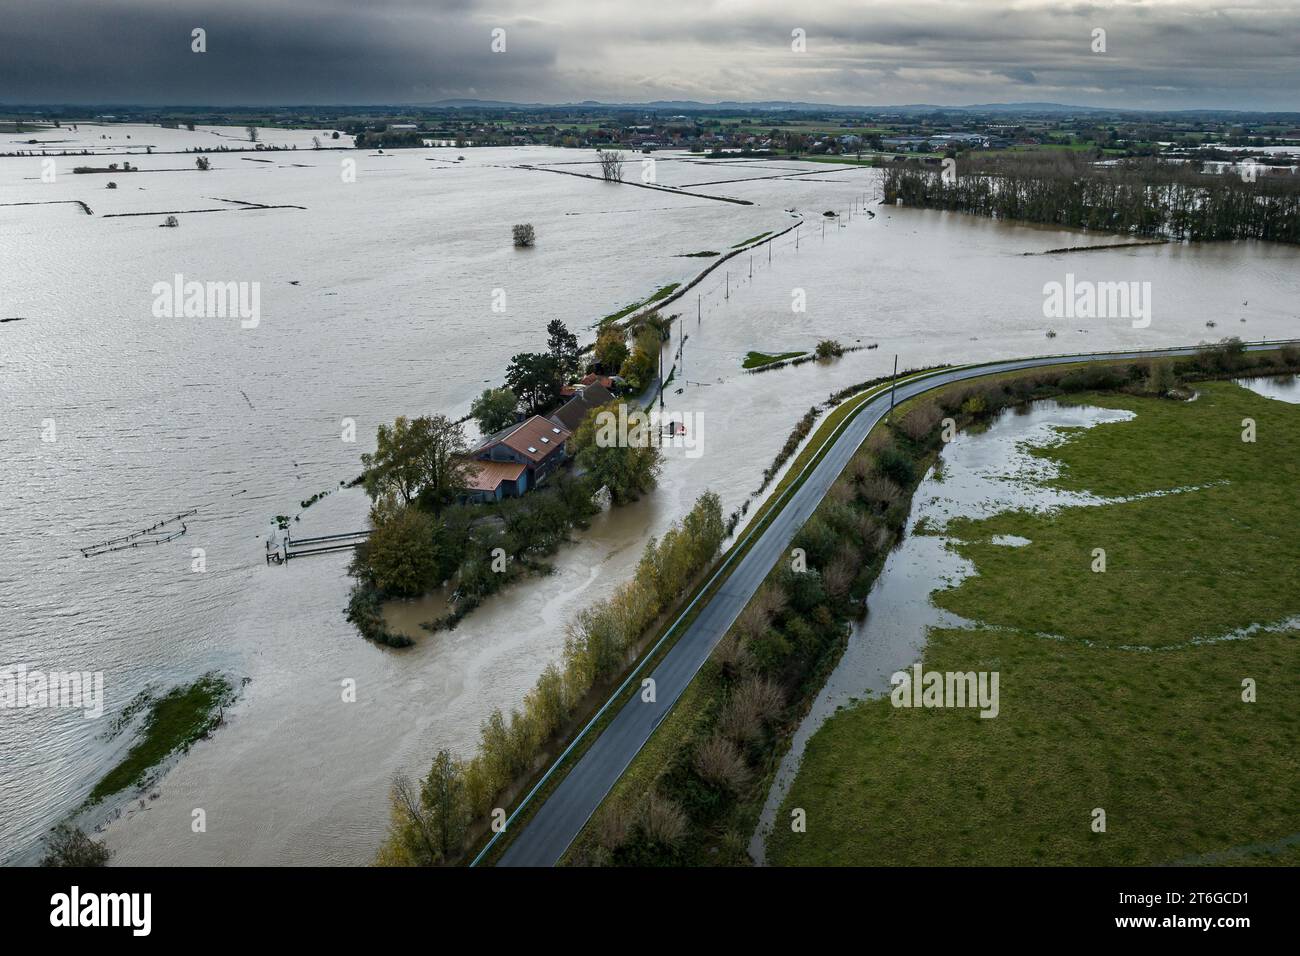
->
6 123 1300 866
768 380 1300 866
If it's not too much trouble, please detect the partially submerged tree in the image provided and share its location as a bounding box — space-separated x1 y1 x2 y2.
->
572 400 663 505
40 823 110 867
361 414 471 511
359 496 449 597
597 149 625 183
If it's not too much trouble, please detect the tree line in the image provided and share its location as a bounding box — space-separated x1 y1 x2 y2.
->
376 490 726 865
883 152 1300 243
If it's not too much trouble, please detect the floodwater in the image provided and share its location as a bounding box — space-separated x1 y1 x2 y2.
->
1234 374 1300 404
3 124 1299 865
749 401 1138 864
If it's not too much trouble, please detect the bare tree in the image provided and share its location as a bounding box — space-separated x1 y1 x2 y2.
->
597 149 625 183
245 125 259 143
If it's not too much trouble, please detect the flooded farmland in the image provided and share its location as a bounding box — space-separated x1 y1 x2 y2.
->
748 400 1139 863
3 126 1299 865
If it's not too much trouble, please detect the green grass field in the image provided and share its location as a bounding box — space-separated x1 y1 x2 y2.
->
743 350 806 369
768 381 1300 866
88 673 237 805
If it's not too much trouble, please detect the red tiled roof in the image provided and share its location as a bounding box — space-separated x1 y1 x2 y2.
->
463 459 526 492
499 415 571 464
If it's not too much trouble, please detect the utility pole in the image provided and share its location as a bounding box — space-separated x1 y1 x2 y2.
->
658 339 664 409
888 353 898 420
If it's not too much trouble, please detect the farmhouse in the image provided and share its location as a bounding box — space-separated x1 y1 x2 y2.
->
470 414 572 490
548 382 615 432
461 459 527 504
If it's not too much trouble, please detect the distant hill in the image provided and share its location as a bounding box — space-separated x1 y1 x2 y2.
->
418 98 1290 119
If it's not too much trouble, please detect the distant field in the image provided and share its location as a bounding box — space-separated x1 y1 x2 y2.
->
769 381 1300 866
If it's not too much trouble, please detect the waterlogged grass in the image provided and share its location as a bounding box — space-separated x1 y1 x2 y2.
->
743 350 806 370
768 381 1300 865
87 673 237 805
600 283 680 325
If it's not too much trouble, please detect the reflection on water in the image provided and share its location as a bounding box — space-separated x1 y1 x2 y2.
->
1234 374 1300 404
749 400 1135 864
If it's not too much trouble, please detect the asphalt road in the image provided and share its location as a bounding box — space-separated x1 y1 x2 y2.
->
494 342 1284 867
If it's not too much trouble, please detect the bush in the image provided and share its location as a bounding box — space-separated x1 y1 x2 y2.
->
693 735 750 791
512 223 535 247
40 823 110 867
640 791 688 847
875 446 917 486
896 401 943 443
858 475 901 511
718 675 784 743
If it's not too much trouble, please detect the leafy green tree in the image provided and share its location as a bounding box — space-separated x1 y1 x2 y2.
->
618 347 656 394
360 497 449 597
421 749 470 861
505 352 563 413
362 414 470 511
547 319 581 379
572 401 662 505
594 327 629 374
470 387 518 435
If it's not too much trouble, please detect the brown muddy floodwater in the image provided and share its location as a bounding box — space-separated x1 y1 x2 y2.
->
3 137 1299 865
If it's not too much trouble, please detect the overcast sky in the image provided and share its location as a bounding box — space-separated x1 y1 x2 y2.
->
3 0 1298 110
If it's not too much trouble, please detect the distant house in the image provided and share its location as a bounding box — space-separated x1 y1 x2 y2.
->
581 373 622 391
548 383 615 433
462 459 527 504
471 415 572 489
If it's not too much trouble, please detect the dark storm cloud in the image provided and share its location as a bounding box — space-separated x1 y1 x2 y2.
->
1 0 1297 109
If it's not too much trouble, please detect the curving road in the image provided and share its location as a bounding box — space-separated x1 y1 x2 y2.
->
490 341 1286 867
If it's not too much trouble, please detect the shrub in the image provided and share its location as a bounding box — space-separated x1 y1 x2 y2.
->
40 823 110 867
875 446 917 486
512 223 535 247
640 791 688 846
896 401 943 443
693 735 750 791
712 632 754 680
858 475 901 511
717 675 785 744
815 339 845 360
594 801 633 852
